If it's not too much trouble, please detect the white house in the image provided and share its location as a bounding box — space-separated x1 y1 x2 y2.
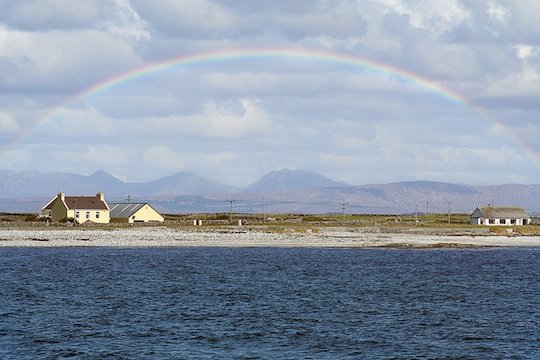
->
470 206 530 226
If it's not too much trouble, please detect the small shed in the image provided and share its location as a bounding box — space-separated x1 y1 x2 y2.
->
470 206 530 226
109 203 164 223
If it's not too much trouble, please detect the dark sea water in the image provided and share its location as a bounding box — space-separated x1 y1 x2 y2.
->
0 246 539 359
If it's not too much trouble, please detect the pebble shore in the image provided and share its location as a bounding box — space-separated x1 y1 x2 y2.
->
1 227 540 248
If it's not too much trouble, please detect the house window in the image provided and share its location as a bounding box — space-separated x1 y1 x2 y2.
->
75 211 80 218
96 212 100 219
510 219 516 224
499 219 506 225
86 211 90 219
488 219 495 224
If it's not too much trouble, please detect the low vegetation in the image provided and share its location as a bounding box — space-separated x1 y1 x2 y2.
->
3 211 539 236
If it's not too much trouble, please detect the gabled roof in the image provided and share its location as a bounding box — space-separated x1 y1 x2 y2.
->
64 196 109 210
42 198 56 211
109 203 159 219
43 194 109 211
475 206 530 219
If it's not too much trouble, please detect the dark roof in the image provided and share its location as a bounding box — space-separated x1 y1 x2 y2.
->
109 203 155 219
68 196 109 210
65 196 109 210
476 206 530 219
43 195 109 210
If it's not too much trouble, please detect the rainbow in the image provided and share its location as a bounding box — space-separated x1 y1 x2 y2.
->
2 47 539 167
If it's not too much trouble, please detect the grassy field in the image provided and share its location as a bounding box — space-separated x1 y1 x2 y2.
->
3 212 539 235
165 212 473 227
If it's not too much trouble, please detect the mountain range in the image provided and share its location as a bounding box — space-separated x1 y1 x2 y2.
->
1 169 539 215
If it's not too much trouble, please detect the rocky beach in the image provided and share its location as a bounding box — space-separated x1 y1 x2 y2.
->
1 227 540 248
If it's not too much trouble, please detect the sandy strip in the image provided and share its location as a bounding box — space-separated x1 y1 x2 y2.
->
1 228 540 248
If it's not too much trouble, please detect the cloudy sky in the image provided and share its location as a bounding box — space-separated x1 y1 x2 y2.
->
1 0 539 186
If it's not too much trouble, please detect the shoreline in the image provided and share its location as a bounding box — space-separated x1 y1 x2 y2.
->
1 228 540 248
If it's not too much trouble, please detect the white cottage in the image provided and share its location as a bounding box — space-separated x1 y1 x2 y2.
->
470 206 530 226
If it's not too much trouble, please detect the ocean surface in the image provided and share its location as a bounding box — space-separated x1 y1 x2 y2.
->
0 246 539 359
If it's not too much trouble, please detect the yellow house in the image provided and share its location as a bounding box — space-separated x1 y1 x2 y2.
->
108 202 164 223
42 192 110 224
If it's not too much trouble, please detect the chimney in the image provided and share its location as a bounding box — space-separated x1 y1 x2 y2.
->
58 191 65 201
97 192 105 202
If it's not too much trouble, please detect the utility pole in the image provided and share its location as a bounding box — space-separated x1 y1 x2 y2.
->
126 194 132 203
426 201 429 215
73 198 77 226
446 201 452 225
339 202 349 223
226 199 236 223
415 201 418 224
262 197 266 225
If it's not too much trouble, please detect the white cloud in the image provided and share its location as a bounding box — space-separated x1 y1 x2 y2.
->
82 146 131 167
484 68 540 97
515 44 535 60
0 0 102 30
172 0 235 30
100 0 150 42
274 1 367 39
142 146 186 171
27 97 274 150
0 144 130 175
37 107 115 142
132 0 236 37
150 98 274 139
0 25 142 91
1 0 540 185
0 148 33 169
0 112 19 132
487 1 509 23
0 25 28 56
41 146 131 175
374 0 470 38
141 146 236 180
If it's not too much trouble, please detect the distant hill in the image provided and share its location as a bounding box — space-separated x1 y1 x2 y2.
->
128 171 238 196
244 181 540 214
0 170 236 199
1 169 539 214
0 170 126 198
243 169 350 193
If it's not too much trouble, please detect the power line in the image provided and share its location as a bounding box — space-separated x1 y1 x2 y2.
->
226 199 236 223
262 197 266 224
339 202 349 223
446 201 452 224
